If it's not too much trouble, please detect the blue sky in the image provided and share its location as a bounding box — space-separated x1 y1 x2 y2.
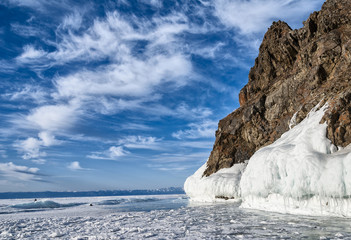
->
0 0 324 192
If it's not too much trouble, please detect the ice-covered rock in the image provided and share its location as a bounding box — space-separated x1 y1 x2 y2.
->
240 104 351 216
185 0 351 217
184 162 247 202
204 0 351 177
185 104 351 216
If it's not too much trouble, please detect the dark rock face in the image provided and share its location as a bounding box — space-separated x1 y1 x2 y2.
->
204 0 351 177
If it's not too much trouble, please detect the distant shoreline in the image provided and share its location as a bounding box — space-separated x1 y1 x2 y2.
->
0 187 185 199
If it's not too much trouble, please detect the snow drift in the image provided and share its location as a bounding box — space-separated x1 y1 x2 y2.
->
185 104 351 216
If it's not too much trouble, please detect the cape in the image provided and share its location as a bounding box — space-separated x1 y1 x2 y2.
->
204 0 351 177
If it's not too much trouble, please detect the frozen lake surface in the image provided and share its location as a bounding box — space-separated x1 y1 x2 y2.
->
0 194 351 239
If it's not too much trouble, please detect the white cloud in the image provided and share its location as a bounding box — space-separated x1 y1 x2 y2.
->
67 161 84 171
118 136 163 150
61 11 83 30
178 140 214 149
26 103 79 132
24 11 189 67
172 120 217 139
11 23 46 38
151 152 210 163
0 150 7 158
31 159 46 164
191 42 225 59
5 0 74 13
4 1 227 165
8 10 195 141
213 0 324 55
174 104 213 120
16 45 47 62
38 131 61 146
88 99 213 120
15 137 45 160
140 0 163 8
87 146 130 160
119 123 153 131
53 55 191 99
0 162 41 181
15 131 61 160
214 0 323 35
0 60 16 73
87 135 162 160
5 85 49 104
109 146 128 158
5 0 45 9
147 164 187 171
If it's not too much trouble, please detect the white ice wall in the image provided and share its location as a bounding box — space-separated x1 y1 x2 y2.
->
185 103 351 216
184 162 247 202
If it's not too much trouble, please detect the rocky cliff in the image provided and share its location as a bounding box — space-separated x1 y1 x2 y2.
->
204 0 351 176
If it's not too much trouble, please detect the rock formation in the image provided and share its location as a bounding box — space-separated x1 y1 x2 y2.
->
204 0 351 176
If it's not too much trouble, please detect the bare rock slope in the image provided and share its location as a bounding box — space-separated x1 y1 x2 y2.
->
204 0 351 176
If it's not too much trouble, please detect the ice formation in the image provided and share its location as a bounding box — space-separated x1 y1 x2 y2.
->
184 162 247 202
1 195 351 239
185 104 351 216
12 200 83 209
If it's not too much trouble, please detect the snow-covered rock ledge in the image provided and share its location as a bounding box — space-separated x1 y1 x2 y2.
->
185 104 351 217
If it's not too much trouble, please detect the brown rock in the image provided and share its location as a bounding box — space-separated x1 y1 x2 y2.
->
203 0 351 177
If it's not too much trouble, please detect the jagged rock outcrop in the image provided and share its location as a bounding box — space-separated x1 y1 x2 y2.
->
204 0 351 176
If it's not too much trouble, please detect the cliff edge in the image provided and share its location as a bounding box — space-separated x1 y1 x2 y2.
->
204 0 351 176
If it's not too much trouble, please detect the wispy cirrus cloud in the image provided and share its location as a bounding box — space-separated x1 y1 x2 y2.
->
0 149 8 159
4 0 48 9
147 163 188 172
0 60 16 73
87 135 162 160
213 0 324 55
1 0 228 177
4 0 81 14
3 1 215 139
0 162 42 181
172 120 217 139
0 0 327 190
3 85 49 104
60 11 83 30
16 45 47 63
20 11 190 67
86 133 214 170
117 136 163 150
87 146 130 160
119 123 153 131
10 22 48 38
214 0 323 34
4 8 196 152
53 55 191 99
